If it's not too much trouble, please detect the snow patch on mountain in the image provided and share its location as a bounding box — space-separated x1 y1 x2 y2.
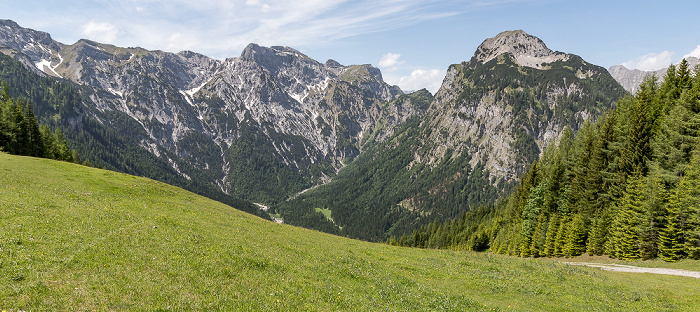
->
35 58 62 78
179 90 193 105
185 79 210 97
289 77 331 103
108 88 124 98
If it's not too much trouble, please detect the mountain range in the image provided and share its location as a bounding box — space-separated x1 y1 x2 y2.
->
608 57 700 93
0 19 628 239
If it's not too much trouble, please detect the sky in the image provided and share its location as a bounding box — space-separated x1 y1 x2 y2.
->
4 0 700 94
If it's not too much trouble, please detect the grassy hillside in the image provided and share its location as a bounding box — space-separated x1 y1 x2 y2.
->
1 153 698 311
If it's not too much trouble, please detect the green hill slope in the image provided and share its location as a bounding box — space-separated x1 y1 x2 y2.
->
1 153 698 311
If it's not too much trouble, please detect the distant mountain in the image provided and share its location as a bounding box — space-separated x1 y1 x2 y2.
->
608 57 700 93
0 20 629 239
275 30 627 240
0 19 422 207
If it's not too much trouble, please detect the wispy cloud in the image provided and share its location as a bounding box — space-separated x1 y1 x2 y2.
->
23 0 516 58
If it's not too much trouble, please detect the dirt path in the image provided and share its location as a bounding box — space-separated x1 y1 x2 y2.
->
562 262 700 279
254 203 283 223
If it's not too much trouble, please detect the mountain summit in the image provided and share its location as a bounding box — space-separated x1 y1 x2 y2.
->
0 19 421 206
474 30 569 69
0 20 627 240
277 30 627 240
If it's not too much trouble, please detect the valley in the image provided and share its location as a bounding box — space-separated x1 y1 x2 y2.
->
0 20 627 241
1 153 698 311
2 17 700 310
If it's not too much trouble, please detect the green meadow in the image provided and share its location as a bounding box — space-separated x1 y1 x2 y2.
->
1 153 698 311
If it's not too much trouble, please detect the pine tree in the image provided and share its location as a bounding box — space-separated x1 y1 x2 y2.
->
529 213 548 257
553 215 569 257
23 101 44 157
551 185 571 257
682 152 700 259
568 122 596 216
39 124 54 158
586 207 611 256
564 213 588 256
521 179 548 256
52 128 73 162
0 98 27 155
543 213 560 257
658 186 687 261
589 112 618 214
609 174 646 260
619 78 658 178
638 171 667 259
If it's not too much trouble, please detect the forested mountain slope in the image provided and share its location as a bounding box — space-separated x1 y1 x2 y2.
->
275 30 627 241
0 53 270 219
0 19 419 206
399 60 700 262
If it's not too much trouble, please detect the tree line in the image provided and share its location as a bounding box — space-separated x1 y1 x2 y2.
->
0 82 82 163
391 59 700 262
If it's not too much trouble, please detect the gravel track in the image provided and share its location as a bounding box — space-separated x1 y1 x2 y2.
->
562 262 700 279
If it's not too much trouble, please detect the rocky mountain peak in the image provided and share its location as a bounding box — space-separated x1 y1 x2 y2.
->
324 59 343 68
324 59 345 75
0 19 60 66
474 30 568 69
241 43 308 64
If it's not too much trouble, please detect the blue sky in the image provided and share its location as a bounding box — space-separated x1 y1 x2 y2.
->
5 0 700 93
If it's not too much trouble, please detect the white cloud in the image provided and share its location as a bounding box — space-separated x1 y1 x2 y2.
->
378 53 404 68
108 0 469 58
165 32 201 52
396 69 446 94
622 51 673 71
81 21 119 44
19 0 517 59
683 45 700 60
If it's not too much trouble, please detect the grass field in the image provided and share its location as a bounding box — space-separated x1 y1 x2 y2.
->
315 207 333 221
1 153 699 311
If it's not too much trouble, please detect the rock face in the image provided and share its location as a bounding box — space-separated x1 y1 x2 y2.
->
0 21 628 237
475 30 569 69
0 19 421 204
276 30 629 240
608 57 700 93
421 30 626 180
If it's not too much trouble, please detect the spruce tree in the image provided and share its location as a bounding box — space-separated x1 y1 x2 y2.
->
586 207 611 256
619 78 658 178
682 152 700 259
658 186 687 261
529 213 548 257
543 213 560 257
39 124 54 158
521 179 548 248
638 171 667 259
609 174 646 260
564 213 587 256
568 122 596 216
553 215 569 257
23 101 44 157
